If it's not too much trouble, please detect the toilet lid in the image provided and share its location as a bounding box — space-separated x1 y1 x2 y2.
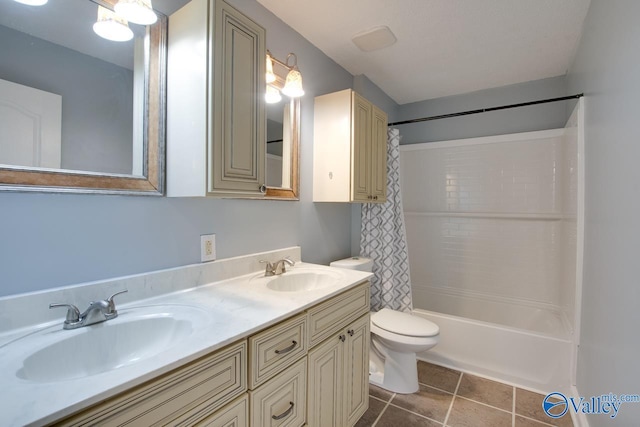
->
371 308 439 337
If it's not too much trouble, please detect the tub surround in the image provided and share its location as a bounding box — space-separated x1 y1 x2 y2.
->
0 247 372 426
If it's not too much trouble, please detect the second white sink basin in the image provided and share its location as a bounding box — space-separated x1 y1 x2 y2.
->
266 270 342 292
13 305 211 383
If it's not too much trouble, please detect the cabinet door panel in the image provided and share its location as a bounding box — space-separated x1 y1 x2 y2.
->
344 315 370 427
307 335 343 427
371 106 388 202
211 0 265 195
351 92 372 202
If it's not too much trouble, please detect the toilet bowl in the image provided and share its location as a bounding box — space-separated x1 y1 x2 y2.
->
329 257 440 394
369 308 439 393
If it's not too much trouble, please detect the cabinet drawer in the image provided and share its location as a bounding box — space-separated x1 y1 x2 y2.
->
248 313 307 389
193 394 248 427
58 340 247 426
249 358 307 427
307 282 370 348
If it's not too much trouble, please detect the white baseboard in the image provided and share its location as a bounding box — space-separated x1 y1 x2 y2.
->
570 385 590 427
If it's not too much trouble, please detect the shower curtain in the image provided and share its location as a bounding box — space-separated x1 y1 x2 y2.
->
360 128 413 312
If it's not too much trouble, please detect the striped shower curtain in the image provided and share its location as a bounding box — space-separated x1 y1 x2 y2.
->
360 128 413 312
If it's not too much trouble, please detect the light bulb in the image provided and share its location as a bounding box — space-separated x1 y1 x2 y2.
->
265 85 282 104
114 0 157 26
93 6 134 42
281 67 304 98
13 0 48 5
266 52 276 84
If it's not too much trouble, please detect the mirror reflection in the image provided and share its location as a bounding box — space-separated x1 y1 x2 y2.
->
264 51 301 199
0 0 148 177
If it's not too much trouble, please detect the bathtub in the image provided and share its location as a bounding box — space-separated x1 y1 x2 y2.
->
413 308 573 394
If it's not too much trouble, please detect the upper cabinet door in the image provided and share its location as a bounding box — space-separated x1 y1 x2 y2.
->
371 105 388 201
167 0 265 198
351 92 372 202
211 0 266 196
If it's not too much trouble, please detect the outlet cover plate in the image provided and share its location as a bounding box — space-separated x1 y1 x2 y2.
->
200 234 216 262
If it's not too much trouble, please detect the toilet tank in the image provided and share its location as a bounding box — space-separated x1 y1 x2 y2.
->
329 256 373 272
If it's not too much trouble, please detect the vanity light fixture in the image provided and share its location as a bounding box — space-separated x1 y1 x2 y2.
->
13 0 48 5
114 0 158 26
265 85 282 104
281 53 304 98
266 50 276 84
266 51 305 99
93 5 134 42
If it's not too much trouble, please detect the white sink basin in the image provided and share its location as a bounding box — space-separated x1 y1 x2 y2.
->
266 270 342 292
12 305 210 383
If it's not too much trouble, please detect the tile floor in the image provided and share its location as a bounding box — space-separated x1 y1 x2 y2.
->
356 361 574 427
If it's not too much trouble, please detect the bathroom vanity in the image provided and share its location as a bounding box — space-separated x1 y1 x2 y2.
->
0 248 372 426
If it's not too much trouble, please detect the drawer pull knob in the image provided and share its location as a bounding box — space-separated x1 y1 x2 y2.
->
272 401 295 420
347 329 354 336
274 340 297 354
339 334 346 342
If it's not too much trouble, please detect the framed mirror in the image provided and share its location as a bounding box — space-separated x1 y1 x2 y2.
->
264 54 300 200
0 0 166 195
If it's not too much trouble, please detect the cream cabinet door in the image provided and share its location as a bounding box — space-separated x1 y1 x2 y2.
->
370 105 388 202
307 334 344 427
210 0 266 196
351 92 372 202
343 315 370 427
307 313 370 427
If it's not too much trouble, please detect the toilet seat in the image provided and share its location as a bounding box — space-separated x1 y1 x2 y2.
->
371 308 439 337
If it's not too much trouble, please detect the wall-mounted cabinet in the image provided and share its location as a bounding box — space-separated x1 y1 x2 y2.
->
313 89 388 203
167 0 266 198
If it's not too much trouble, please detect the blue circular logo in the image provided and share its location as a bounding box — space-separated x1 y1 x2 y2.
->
543 392 568 418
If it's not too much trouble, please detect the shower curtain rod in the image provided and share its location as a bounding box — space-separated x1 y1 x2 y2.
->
388 93 584 126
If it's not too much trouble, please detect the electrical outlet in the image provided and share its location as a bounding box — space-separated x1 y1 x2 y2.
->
200 234 216 262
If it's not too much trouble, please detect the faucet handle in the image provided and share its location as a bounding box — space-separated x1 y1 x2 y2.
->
106 289 128 313
49 303 81 323
259 260 275 276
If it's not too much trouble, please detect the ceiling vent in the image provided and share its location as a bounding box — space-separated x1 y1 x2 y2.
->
351 25 397 52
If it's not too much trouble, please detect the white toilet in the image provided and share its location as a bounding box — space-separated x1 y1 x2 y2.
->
330 257 440 394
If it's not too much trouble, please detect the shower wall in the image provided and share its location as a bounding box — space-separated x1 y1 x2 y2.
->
400 129 577 337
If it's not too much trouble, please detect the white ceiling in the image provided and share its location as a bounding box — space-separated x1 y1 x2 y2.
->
256 0 591 105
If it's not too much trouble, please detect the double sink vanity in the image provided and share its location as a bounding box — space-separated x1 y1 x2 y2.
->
0 247 372 426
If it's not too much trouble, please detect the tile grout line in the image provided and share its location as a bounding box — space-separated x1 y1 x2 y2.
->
443 372 464 426
418 381 456 396
516 413 561 427
370 392 395 427
384 401 446 425
512 386 516 427
455 394 515 415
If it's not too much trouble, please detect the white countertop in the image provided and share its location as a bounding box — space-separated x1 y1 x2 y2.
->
0 255 372 426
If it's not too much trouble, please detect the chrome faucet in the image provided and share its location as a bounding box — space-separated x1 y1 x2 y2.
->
49 290 128 330
260 258 295 276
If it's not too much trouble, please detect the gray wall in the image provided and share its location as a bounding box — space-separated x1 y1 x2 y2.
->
0 24 134 174
397 76 569 144
567 1 640 424
353 74 400 123
0 0 354 298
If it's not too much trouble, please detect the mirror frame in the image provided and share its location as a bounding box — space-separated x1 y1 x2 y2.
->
0 2 167 196
265 97 300 200
264 66 300 201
